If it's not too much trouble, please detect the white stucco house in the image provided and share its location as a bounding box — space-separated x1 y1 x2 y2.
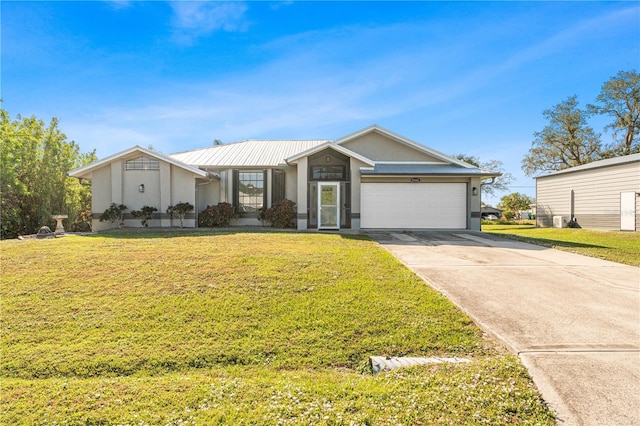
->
535 153 640 231
69 125 500 232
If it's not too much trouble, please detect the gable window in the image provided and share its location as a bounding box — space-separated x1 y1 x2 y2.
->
233 170 267 215
311 165 346 180
126 156 159 171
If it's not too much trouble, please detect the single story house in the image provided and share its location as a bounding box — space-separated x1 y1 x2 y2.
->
69 125 500 232
535 153 640 231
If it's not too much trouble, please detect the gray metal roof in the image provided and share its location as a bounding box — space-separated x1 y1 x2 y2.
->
536 153 640 178
360 163 500 176
170 139 329 168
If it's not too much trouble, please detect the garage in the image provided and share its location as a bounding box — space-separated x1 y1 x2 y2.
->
360 182 467 229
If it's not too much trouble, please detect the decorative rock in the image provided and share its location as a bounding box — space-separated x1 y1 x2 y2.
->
36 226 54 239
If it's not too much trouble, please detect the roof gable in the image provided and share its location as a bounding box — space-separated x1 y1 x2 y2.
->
285 141 375 166
335 125 475 168
68 145 208 179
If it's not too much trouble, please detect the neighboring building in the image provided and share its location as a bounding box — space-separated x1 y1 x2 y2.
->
535 153 640 231
481 206 503 220
69 125 500 232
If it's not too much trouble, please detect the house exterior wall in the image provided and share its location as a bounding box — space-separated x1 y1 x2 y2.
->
341 132 441 162
91 166 114 231
284 167 298 203
91 158 198 230
169 166 198 227
296 157 309 230
469 177 482 231
536 160 640 231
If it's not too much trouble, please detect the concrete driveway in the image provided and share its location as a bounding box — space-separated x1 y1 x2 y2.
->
369 231 640 426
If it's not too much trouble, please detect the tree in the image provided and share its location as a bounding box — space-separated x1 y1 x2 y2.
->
587 70 640 157
454 154 513 198
522 95 602 176
497 192 533 220
0 107 96 239
522 95 602 177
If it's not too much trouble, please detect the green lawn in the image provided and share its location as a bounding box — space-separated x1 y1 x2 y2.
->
1 232 554 425
483 225 640 266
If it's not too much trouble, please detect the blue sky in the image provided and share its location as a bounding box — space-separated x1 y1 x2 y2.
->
2 1 639 205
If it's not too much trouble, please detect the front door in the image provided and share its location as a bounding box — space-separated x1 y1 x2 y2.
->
318 182 340 230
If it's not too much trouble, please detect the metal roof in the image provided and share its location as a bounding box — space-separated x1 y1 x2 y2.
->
169 139 329 168
360 163 501 177
536 153 640 178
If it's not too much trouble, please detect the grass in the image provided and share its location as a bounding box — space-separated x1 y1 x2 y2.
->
483 225 640 266
1 232 555 424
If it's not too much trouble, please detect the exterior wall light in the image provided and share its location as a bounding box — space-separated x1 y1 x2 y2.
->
139 184 145 193
472 187 478 196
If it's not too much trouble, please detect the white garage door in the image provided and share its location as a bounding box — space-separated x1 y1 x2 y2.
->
361 182 467 229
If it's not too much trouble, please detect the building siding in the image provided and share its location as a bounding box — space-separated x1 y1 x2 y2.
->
536 160 640 231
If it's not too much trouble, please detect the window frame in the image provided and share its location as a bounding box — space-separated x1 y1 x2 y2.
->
233 169 267 216
125 156 160 171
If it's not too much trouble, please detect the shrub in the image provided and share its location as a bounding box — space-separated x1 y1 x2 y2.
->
98 203 127 228
70 209 92 232
198 202 236 227
259 199 296 228
166 202 194 228
130 206 157 227
503 210 516 220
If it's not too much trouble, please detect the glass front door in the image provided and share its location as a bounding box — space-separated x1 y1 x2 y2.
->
318 182 340 230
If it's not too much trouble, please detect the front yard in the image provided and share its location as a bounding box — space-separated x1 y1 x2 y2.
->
1 232 554 424
482 225 640 266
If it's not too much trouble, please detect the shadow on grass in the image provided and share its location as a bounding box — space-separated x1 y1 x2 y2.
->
82 228 372 241
496 233 608 250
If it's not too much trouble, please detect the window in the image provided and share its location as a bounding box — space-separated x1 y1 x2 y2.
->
126 156 159 170
233 170 266 214
311 165 345 180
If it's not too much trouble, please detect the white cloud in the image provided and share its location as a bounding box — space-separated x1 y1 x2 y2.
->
170 1 249 44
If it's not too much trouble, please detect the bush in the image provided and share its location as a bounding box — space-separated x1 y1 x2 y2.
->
259 199 296 228
167 202 194 228
98 203 127 228
70 209 92 232
503 210 516 220
198 202 236 227
130 206 157 227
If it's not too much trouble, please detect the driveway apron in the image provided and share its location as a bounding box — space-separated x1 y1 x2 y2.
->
370 231 640 426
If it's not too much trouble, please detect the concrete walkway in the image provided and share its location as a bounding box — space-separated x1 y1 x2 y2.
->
370 231 640 426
